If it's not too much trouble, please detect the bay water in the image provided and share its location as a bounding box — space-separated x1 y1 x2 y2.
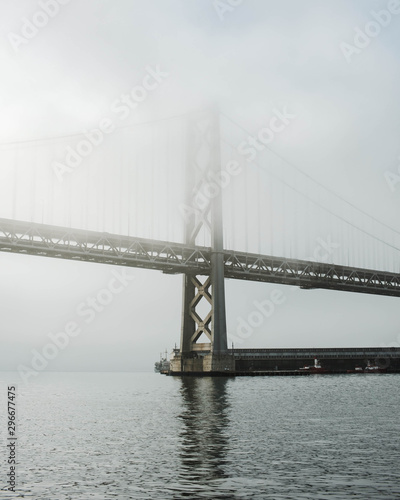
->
1 372 399 499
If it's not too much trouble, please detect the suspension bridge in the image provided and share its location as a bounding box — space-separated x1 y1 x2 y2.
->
0 107 399 373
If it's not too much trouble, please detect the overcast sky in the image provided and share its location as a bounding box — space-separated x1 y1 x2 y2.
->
0 0 400 374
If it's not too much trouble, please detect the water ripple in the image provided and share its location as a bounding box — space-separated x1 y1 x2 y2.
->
0 372 399 499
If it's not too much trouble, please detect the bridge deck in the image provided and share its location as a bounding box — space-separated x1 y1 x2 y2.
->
0 218 400 297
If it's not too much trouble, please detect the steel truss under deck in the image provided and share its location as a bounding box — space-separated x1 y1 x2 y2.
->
0 218 399 298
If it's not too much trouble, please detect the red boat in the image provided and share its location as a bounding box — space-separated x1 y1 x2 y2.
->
346 366 363 374
364 360 384 373
347 362 385 373
299 358 327 373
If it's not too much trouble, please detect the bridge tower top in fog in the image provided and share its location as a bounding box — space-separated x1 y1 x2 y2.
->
180 107 228 355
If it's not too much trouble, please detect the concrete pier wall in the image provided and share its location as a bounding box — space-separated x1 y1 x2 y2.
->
169 347 400 375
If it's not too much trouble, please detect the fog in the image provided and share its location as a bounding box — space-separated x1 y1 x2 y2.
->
0 0 399 374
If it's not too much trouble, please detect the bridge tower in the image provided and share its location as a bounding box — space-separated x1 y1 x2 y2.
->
170 107 234 373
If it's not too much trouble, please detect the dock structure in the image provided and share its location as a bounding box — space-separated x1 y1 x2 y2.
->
169 347 400 375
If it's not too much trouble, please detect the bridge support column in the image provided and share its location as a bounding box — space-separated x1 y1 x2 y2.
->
171 107 231 374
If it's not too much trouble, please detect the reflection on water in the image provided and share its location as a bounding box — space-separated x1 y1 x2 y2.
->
178 377 229 484
0 372 399 500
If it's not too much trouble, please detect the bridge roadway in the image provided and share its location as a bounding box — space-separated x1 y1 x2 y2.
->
0 218 400 297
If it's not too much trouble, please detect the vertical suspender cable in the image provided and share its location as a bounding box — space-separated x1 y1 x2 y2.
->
68 165 72 228
12 149 18 221
85 152 89 231
257 157 261 254
134 133 138 238
127 129 131 237
269 171 273 257
32 144 37 223
244 153 248 253
166 124 170 242
111 138 115 234
230 147 235 251
151 125 154 240
50 148 54 227
292 170 296 260
282 164 286 258
119 132 123 237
